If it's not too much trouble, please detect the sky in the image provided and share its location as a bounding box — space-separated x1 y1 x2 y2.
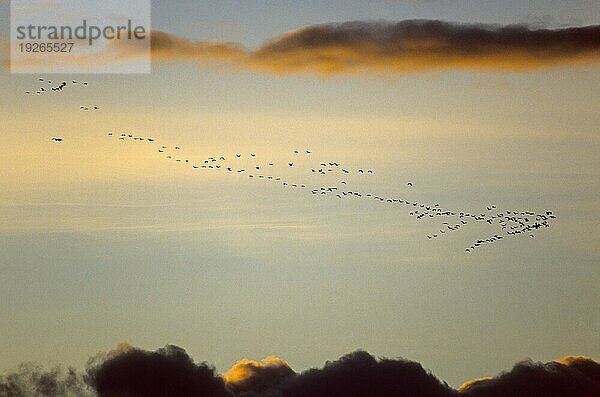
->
0 0 599 390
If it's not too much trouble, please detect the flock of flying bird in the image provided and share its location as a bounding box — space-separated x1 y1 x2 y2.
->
26 78 100 141
106 132 556 253
34 76 556 253
25 77 88 96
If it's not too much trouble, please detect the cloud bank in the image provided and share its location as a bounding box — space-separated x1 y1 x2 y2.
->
149 20 600 75
3 21 599 74
2 345 599 397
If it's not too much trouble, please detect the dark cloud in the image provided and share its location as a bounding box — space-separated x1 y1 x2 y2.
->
557 356 600 382
148 20 600 75
235 350 457 397
458 356 600 397
86 344 231 397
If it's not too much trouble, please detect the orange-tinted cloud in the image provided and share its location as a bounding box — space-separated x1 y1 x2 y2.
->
223 356 295 394
149 20 600 75
556 355 595 366
151 30 245 64
456 377 492 392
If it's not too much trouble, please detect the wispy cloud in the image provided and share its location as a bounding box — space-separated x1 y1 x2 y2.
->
151 30 245 64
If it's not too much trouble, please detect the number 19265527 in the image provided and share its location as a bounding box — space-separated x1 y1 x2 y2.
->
18 42 75 53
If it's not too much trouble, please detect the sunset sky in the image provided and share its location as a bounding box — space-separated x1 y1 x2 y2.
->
1 0 599 389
